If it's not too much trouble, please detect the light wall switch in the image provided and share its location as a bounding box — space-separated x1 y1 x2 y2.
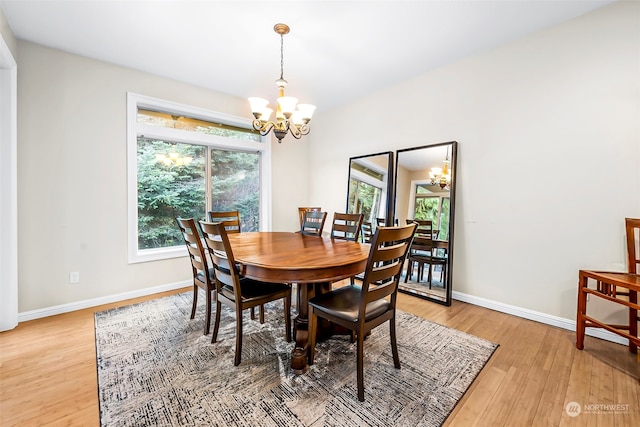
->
69 272 80 284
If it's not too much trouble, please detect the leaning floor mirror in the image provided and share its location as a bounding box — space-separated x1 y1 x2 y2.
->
394 141 457 306
345 151 394 236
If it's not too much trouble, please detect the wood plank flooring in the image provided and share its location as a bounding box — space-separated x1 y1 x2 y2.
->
1 287 639 426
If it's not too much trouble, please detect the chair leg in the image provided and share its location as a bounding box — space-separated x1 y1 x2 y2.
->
234 310 243 366
356 330 365 402
404 260 412 283
389 316 401 369
259 304 265 324
204 288 212 335
190 285 198 319
211 301 221 344
308 309 317 365
284 293 292 342
250 307 256 320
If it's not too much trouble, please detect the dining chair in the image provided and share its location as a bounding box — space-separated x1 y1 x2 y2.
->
298 207 321 229
308 222 417 401
199 221 292 366
300 210 327 236
576 217 640 354
175 217 215 336
207 209 262 319
207 210 241 233
330 212 364 242
404 219 447 288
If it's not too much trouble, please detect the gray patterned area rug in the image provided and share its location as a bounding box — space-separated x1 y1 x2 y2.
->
95 292 497 427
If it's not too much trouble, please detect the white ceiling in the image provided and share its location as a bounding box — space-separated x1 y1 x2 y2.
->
1 0 615 112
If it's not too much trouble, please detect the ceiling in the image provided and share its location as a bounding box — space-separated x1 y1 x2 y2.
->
1 0 615 112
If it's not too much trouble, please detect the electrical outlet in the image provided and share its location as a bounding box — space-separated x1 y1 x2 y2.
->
69 271 80 284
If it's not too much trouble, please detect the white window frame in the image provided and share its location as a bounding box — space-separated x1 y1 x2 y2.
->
127 93 272 264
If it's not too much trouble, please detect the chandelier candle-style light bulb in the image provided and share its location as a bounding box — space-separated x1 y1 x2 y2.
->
430 147 452 190
248 23 316 143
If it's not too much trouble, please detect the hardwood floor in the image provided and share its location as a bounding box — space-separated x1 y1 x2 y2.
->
1 287 638 426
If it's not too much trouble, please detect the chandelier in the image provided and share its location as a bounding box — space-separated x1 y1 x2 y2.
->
429 147 451 189
248 23 316 143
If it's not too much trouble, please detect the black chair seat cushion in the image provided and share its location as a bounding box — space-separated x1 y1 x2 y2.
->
220 280 289 303
309 286 389 323
196 268 216 284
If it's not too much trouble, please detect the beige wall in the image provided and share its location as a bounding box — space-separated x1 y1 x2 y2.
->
17 41 309 312
15 1 640 324
309 1 640 321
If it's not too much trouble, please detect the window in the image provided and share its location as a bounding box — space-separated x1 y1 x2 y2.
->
128 93 272 263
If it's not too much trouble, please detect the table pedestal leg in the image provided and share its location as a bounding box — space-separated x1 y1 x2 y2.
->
290 282 332 374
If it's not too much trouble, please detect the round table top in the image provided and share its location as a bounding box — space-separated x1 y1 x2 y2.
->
227 232 370 283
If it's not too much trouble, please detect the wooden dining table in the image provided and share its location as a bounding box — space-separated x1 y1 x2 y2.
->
227 231 370 373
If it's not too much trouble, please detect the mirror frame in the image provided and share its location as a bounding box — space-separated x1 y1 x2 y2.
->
394 141 458 306
345 151 395 227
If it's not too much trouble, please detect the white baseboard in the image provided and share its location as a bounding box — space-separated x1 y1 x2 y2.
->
15 282 629 348
17 281 190 323
452 290 628 346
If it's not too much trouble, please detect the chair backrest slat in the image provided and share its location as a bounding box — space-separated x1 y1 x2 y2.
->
301 210 327 236
207 210 241 234
360 224 416 308
298 207 322 229
361 221 373 243
176 217 211 282
331 212 364 242
199 221 241 300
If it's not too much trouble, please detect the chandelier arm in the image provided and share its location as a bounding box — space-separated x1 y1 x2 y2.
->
288 122 303 139
253 119 275 137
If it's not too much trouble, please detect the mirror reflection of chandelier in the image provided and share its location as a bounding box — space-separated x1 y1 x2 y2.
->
429 147 451 189
248 23 316 143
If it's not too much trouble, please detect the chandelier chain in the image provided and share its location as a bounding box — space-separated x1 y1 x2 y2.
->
280 33 284 80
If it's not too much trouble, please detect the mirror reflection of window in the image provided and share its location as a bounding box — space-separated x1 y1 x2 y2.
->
412 183 450 241
348 157 388 224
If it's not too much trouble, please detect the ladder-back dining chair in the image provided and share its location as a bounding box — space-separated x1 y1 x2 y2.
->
404 219 447 288
330 212 364 242
298 207 321 229
308 223 416 401
199 221 292 366
175 217 215 336
300 210 327 236
207 210 241 233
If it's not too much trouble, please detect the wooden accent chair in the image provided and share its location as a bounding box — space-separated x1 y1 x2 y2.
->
199 221 292 366
175 217 215 335
308 223 417 401
330 212 364 242
298 207 321 229
404 219 447 288
576 218 640 354
207 210 241 233
300 210 327 236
